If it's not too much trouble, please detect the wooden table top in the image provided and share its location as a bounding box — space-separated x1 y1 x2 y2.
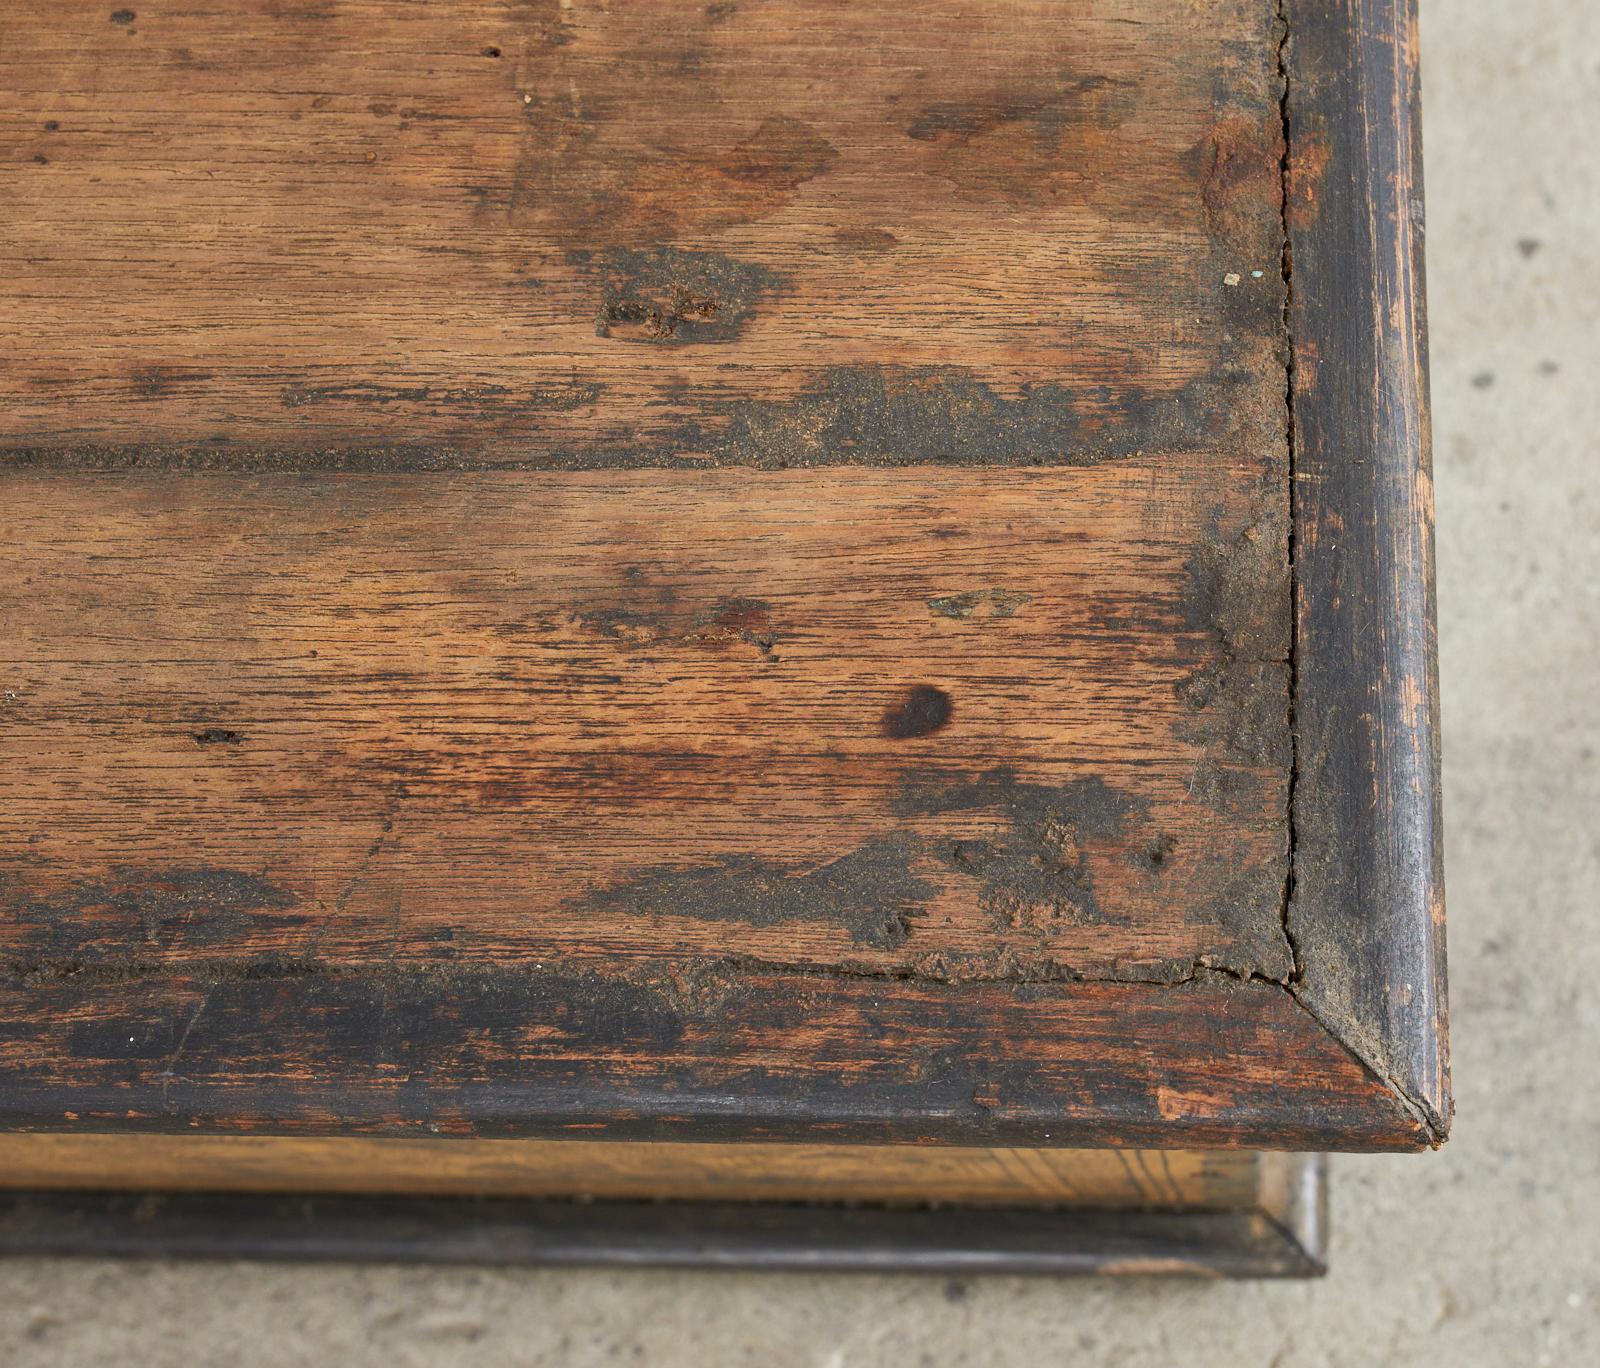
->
0 0 1447 1152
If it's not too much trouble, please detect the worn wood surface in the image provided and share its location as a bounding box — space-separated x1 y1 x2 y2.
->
1 465 1291 983
0 0 1444 1157
1 0 1286 465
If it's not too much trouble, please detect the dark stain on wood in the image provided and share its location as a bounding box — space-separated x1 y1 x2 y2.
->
1195 107 1286 249
906 75 1133 144
674 365 1223 470
928 589 1031 621
591 247 781 345
577 836 931 950
905 74 1139 208
9 868 307 962
550 594 777 656
896 769 1141 934
831 227 899 252
510 108 838 248
191 728 243 746
130 366 215 399
881 685 953 741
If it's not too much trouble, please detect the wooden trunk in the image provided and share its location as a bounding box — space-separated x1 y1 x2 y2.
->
0 0 1446 1274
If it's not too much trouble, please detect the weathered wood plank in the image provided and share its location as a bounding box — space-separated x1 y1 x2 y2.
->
0 465 1291 984
0 0 1288 467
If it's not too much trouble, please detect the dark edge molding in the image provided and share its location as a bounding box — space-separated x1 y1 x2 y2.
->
0 974 1427 1152
0 1156 1327 1278
1283 0 1450 1141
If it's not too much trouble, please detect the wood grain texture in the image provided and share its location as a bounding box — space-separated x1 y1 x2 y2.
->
0 465 1290 983
1284 0 1450 1141
0 0 1287 467
0 0 1444 1155
0 1134 1269 1207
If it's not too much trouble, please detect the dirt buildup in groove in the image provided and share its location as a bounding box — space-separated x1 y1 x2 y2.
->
1177 503 1293 801
278 379 602 412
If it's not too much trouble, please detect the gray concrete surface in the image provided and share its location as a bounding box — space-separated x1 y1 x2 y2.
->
2 1 1596 1362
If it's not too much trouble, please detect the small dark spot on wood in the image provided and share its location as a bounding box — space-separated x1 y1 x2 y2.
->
192 728 242 746
482 46 502 58
705 1 737 20
32 154 47 165
43 120 60 131
109 9 135 25
950 839 997 869
1141 834 1177 870
882 685 953 740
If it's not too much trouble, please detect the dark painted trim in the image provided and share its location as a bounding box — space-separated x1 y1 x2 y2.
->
0 973 1427 1151
0 1158 1326 1277
1283 0 1450 1140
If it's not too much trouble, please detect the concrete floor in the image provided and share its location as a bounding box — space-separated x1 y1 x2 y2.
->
3 1 1596 1362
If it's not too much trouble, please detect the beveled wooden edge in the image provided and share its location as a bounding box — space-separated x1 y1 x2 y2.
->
0 1155 1327 1277
0 973 1429 1151
1283 0 1451 1142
